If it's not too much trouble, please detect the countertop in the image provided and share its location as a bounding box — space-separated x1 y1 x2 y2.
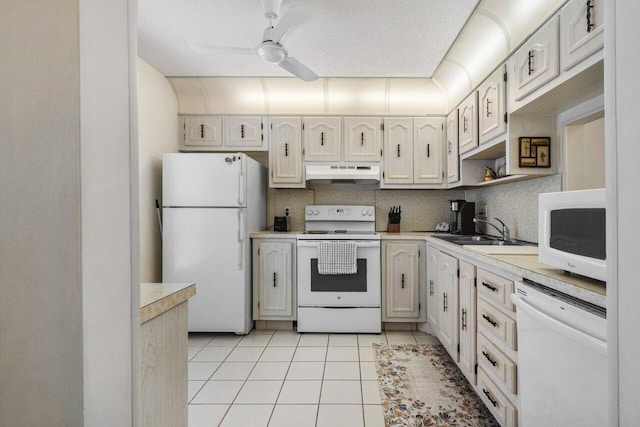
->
250 231 606 308
140 283 196 324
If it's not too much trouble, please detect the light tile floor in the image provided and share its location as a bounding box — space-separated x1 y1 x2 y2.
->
187 329 440 427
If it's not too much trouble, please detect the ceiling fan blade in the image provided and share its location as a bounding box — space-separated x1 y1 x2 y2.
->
191 44 255 55
279 56 319 82
271 5 311 44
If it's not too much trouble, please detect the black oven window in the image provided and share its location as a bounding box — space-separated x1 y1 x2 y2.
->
310 259 367 292
550 208 606 260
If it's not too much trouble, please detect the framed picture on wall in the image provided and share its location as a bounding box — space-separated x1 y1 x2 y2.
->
519 137 550 168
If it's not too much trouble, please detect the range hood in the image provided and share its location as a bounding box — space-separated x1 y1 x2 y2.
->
305 164 381 184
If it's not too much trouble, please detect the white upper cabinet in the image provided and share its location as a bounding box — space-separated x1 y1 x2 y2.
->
414 118 444 185
478 66 507 145
269 117 303 187
182 116 222 148
383 118 414 184
302 117 342 162
223 116 265 148
458 92 478 155
343 117 382 162
446 110 459 183
510 15 560 102
561 0 604 71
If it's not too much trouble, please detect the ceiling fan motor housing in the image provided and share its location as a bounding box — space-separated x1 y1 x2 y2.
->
257 41 287 64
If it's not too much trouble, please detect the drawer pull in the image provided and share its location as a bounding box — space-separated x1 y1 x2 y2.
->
481 281 498 292
482 313 498 327
482 388 499 408
482 350 498 366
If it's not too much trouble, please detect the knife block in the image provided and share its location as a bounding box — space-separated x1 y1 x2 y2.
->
387 223 400 233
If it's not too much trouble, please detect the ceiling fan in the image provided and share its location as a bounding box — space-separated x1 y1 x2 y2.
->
191 0 319 82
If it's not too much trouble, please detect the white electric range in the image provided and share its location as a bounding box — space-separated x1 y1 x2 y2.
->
296 205 381 333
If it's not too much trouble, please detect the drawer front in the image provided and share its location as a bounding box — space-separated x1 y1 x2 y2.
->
477 368 518 427
477 332 517 394
477 298 517 350
477 268 514 311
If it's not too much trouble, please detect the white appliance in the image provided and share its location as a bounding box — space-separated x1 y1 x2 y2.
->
305 164 381 184
162 153 266 333
538 188 606 281
511 280 607 427
296 205 381 333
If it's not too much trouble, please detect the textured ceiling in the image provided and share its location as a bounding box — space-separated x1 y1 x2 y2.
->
137 0 479 78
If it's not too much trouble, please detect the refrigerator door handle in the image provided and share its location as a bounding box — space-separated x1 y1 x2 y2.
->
238 156 246 207
237 209 244 270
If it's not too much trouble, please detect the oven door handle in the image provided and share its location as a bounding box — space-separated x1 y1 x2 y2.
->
296 240 380 248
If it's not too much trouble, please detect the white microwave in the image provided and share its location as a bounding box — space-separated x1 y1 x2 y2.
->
538 188 606 282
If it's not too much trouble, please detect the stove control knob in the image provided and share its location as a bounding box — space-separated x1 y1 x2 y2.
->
313 209 320 216
361 209 367 216
307 209 313 216
367 208 374 216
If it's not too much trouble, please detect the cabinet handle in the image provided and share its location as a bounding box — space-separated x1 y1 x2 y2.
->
320 131 324 146
273 272 277 287
427 143 430 158
463 117 468 133
486 98 492 117
461 308 467 330
482 388 499 408
528 50 534 75
443 293 448 312
200 124 204 138
448 141 452 155
482 313 498 327
397 144 401 158
429 280 434 296
401 273 405 289
241 124 245 139
481 281 498 292
482 350 498 367
285 142 289 157
361 132 365 146
586 0 595 33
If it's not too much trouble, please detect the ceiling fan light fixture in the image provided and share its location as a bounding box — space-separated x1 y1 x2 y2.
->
256 42 287 64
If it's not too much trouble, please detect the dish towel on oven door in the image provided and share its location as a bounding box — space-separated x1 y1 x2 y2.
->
317 241 358 275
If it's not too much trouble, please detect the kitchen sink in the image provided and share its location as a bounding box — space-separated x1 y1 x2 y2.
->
433 234 533 246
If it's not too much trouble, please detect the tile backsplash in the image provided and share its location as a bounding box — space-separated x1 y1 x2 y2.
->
464 174 562 242
271 185 464 232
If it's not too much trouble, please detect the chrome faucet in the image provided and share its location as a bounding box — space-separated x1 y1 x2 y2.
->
473 217 511 241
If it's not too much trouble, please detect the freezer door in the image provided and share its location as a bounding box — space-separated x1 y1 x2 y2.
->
163 153 246 207
163 207 250 333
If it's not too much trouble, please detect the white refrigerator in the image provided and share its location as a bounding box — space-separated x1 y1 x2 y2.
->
162 153 266 334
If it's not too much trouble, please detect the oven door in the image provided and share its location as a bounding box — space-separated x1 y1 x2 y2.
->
297 240 381 307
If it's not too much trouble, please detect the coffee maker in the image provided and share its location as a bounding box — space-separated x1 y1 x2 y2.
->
449 199 475 235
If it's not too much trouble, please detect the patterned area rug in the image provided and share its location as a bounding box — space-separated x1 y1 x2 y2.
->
374 344 499 427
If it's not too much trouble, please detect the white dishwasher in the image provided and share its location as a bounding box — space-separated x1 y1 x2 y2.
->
511 280 607 427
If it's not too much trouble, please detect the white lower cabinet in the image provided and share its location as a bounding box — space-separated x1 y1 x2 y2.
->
458 260 477 385
477 368 518 427
382 241 426 321
437 251 459 361
426 245 440 333
252 239 296 320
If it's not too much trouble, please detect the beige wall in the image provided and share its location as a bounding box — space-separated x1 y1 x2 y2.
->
138 58 179 282
564 117 605 191
1 0 136 424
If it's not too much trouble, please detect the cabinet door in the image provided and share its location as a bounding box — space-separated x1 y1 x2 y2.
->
437 252 459 361
458 92 478 155
182 116 222 147
446 111 459 183
511 15 560 102
414 118 444 184
426 245 440 333
223 116 265 148
478 66 507 145
383 118 413 184
269 117 303 185
343 117 382 161
258 241 294 318
385 243 420 319
458 261 477 385
561 0 604 71
303 117 342 162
